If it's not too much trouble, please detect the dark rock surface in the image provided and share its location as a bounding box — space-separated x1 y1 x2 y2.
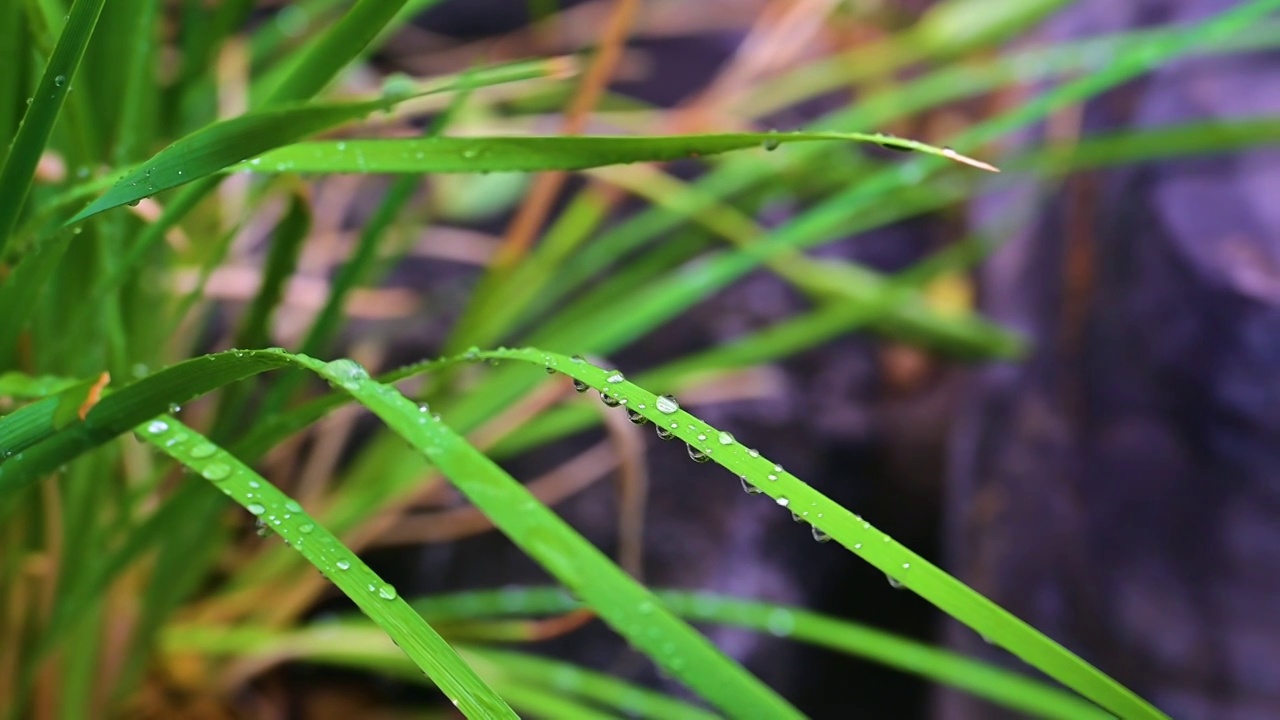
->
940 1 1280 718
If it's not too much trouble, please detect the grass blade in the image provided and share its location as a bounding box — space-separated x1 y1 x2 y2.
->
255 0 411 106
293 353 805 719
479 347 1166 720
137 415 517 718
410 588 1114 720
0 349 803 717
239 131 997 176
0 0 107 254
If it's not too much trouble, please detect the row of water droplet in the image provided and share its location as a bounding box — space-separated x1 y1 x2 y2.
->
553 358 839 545
138 415 398 602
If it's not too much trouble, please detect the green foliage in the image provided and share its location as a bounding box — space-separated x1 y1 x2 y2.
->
2 0 1278 717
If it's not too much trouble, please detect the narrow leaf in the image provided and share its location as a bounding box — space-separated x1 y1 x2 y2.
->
236 132 997 176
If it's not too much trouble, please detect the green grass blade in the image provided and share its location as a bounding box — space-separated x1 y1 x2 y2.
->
479 348 1165 720
462 647 721 720
67 58 577 225
255 0 411 106
413 589 1111 720
66 97 393 224
234 193 311 350
0 230 75 364
136 416 517 718
0 0 29 168
0 348 798 718
239 131 997 176
292 352 805 719
0 0 107 254
0 373 101 457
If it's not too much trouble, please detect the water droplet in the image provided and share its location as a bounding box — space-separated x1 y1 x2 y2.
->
776 496 790 508
284 500 302 513
767 473 778 481
886 563 910 589
544 365 556 374
876 132 914 152
791 511 804 523
766 609 795 637
53 75 66 87
655 426 674 441
247 503 266 516
377 584 398 600
570 354 584 363
336 560 351 570
189 442 216 459
740 476 761 494
812 527 832 543
763 129 780 151
200 463 230 481
747 448 760 458
572 378 589 393
655 394 680 414
626 408 648 425
145 420 169 435
599 391 620 407
717 431 735 445
606 372 625 383
324 358 368 390
687 445 710 463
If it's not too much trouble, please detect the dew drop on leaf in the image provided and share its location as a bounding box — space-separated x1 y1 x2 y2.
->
655 394 680 414
740 476 761 495
687 445 710 463
200 463 230 481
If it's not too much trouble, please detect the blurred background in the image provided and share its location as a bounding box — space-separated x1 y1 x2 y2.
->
23 0 1279 717
254 1 1276 718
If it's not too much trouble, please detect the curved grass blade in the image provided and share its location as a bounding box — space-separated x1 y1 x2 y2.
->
0 0 107 253
0 350 802 717
167 621 712 720
66 57 571 225
478 347 1165 720
409 587 1112 720
66 97 392 224
0 351 293 515
236 131 997 176
461 646 720 720
135 415 516 718
255 0 410 106
292 353 804 719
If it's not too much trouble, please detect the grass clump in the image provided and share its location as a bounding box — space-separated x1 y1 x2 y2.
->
3 0 1279 717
